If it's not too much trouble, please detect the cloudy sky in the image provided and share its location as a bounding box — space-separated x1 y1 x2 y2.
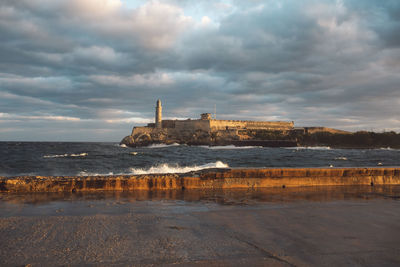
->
1 0 399 141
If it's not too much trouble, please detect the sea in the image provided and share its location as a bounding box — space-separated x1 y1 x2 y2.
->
0 142 399 177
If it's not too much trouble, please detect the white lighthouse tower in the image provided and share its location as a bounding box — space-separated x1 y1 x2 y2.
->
155 99 162 128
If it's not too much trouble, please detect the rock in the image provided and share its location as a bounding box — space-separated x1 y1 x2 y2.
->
120 135 135 146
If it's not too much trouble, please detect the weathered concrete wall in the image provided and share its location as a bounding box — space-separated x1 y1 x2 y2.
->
1 168 399 193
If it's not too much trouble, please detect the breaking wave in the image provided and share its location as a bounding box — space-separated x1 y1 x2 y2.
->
286 146 331 150
77 171 114 176
147 143 180 148
378 147 398 150
119 144 127 148
201 145 262 150
129 161 229 175
334 157 348 160
43 153 88 158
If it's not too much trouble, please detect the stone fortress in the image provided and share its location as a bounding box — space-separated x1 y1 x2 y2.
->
120 100 349 147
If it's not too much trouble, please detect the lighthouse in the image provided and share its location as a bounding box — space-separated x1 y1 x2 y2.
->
155 99 162 128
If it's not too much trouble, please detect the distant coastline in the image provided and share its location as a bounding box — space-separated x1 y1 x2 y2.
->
121 100 400 148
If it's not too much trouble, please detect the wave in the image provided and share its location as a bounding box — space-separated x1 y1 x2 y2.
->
129 161 229 175
147 143 180 148
77 171 114 176
378 147 398 151
334 157 348 160
43 153 88 158
285 146 331 150
119 144 127 148
200 145 261 150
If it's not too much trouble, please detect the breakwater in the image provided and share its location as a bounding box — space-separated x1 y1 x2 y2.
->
1 168 400 193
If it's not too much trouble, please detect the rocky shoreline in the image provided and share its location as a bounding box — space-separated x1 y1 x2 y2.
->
121 131 400 148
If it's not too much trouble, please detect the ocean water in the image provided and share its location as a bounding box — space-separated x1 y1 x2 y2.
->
0 142 399 177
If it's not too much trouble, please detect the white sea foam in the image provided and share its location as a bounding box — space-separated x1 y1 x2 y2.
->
119 144 127 148
200 145 261 150
129 161 229 175
286 146 331 150
43 154 68 158
334 157 348 160
70 153 88 157
43 153 88 158
147 143 180 148
78 171 114 176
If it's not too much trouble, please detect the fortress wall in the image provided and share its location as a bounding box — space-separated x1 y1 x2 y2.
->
210 120 294 131
210 120 246 130
244 121 294 130
162 120 176 128
175 120 210 132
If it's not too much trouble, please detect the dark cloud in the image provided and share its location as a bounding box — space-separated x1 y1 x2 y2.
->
0 0 399 141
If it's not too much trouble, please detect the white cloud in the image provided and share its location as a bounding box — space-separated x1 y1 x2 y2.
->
58 0 193 50
129 1 192 49
71 46 123 64
0 113 81 121
89 72 174 87
105 117 151 124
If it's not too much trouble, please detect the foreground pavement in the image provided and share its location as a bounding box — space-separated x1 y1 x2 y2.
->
0 186 399 266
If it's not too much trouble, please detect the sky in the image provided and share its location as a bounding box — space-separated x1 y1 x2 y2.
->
1 0 400 141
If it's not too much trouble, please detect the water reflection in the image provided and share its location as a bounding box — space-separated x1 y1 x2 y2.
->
1 185 399 206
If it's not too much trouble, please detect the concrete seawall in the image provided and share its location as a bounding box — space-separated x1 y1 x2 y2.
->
1 167 400 193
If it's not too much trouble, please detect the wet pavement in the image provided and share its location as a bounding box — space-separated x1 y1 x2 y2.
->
0 186 400 266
